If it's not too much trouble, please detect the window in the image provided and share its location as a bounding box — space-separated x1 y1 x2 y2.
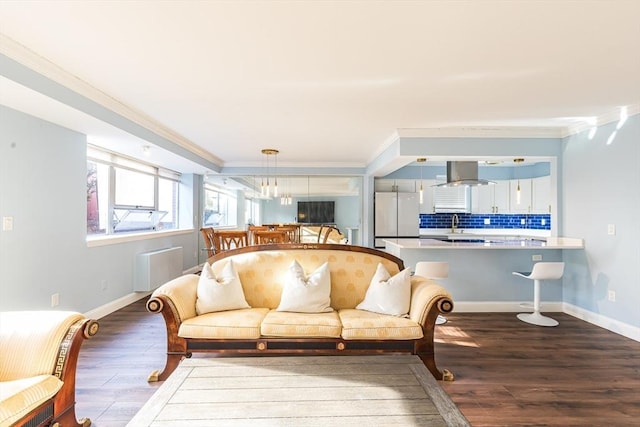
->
87 146 180 235
203 185 237 227
245 198 260 225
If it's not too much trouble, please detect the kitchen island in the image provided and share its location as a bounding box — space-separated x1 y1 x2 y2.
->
384 236 584 312
385 236 584 251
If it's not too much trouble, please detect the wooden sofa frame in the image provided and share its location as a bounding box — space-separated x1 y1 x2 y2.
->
13 317 99 427
146 243 454 382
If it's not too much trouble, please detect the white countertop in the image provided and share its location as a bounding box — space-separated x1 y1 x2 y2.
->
384 237 584 250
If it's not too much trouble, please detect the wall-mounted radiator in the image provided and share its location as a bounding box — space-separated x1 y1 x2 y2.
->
134 247 183 291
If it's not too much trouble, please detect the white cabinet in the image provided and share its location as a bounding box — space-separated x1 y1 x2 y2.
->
473 181 510 213
509 179 532 213
374 179 416 192
472 185 492 213
494 181 510 213
532 175 551 214
419 179 435 214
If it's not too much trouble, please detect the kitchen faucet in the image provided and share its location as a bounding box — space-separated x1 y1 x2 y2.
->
451 214 459 233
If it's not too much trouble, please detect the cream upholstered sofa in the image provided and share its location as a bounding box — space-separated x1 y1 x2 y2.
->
147 243 454 382
0 311 98 427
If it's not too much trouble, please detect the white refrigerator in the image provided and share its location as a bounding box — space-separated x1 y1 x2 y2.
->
374 192 420 248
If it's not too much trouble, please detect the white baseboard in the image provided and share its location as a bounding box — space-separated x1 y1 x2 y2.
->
563 303 640 342
453 301 564 313
453 300 639 343
84 267 201 320
84 292 150 320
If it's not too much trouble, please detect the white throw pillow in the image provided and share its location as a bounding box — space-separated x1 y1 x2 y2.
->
356 263 412 317
196 260 250 314
277 260 333 313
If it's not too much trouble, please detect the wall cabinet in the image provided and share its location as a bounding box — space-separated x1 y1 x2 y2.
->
419 179 435 214
374 179 416 193
473 180 510 213
381 176 550 215
532 175 551 213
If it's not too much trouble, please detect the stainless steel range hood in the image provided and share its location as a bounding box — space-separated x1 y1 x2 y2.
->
437 161 494 187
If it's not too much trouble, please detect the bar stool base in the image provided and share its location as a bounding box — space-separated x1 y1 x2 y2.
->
517 312 558 327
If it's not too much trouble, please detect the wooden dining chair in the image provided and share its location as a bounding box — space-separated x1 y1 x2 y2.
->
200 227 219 257
254 230 287 245
217 230 249 251
247 225 269 245
278 225 300 243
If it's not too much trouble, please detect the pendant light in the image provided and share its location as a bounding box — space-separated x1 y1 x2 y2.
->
261 149 279 198
514 158 524 205
416 158 427 204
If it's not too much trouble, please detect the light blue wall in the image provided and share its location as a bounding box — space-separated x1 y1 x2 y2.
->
562 114 640 327
0 106 200 312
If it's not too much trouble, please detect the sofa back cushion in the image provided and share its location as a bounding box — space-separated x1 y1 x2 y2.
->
210 249 401 310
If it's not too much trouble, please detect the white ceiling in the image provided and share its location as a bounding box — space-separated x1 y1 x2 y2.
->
1 1 639 174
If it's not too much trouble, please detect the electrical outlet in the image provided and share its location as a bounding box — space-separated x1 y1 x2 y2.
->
532 254 542 261
607 224 616 235
607 290 616 302
484 218 490 225
520 218 526 225
541 218 546 226
51 293 59 307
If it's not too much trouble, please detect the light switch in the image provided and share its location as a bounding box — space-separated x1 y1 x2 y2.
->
607 224 616 235
2 216 13 231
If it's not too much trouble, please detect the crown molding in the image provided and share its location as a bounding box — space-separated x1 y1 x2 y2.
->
396 126 565 139
0 33 222 167
563 104 640 137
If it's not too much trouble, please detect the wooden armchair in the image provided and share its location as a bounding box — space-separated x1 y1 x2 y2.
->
0 311 99 427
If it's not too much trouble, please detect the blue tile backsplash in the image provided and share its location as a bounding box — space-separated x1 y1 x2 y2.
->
419 213 551 230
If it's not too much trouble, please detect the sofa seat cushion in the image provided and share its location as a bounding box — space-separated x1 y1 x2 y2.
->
261 310 342 338
0 375 62 426
338 309 424 340
178 308 269 339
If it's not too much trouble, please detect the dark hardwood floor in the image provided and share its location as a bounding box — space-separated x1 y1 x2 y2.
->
75 299 640 426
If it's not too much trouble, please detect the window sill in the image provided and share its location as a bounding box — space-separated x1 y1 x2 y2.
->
87 228 194 247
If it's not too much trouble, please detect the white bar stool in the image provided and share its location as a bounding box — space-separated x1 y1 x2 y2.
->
513 262 564 327
415 261 449 325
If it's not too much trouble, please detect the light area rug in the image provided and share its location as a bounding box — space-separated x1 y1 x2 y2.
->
127 355 469 427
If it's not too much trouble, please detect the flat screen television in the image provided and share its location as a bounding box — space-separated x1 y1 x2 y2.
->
297 201 335 224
